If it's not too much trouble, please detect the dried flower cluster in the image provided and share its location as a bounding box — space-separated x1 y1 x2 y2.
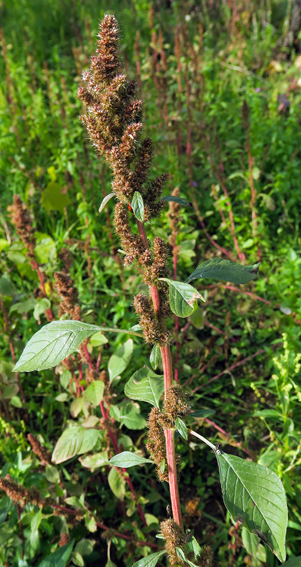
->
8 195 36 265
78 14 172 346
160 518 186 565
0 475 47 508
28 433 51 466
54 271 81 320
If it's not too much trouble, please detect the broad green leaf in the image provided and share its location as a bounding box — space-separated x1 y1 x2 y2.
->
52 426 101 464
160 278 205 318
145 514 159 526
2 384 19 399
33 298 51 321
131 191 144 222
84 381 105 407
75 539 95 557
108 467 125 500
190 409 216 419
79 451 109 472
31 509 43 533
37 540 74 567
70 397 85 418
109 451 152 468
10 395 22 408
175 418 188 440
99 192 115 213
89 331 108 346
216 452 288 562
13 320 100 372
124 366 164 408
120 402 146 430
35 234 56 263
40 181 71 214
150 344 161 371
282 558 301 566
132 550 166 567
0 277 16 297
108 338 133 382
10 297 36 315
186 258 260 285
176 548 198 567
45 464 60 483
162 195 193 207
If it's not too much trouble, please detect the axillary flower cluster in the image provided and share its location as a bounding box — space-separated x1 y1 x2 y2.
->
77 14 171 347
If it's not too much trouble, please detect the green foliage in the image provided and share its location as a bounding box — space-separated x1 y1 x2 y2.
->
216 452 288 562
109 451 152 468
124 367 164 408
186 258 260 285
160 278 205 318
130 192 144 222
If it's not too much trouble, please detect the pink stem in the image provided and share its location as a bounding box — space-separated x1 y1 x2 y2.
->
208 284 271 305
205 418 253 458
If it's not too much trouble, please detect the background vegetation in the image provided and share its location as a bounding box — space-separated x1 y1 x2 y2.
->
1 0 301 565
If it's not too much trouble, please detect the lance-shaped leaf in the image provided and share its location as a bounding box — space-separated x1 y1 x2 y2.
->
98 192 115 213
216 451 288 562
130 191 144 222
109 451 152 468
190 409 216 419
13 321 101 372
132 550 166 567
124 366 164 408
160 278 205 318
186 258 260 285
150 343 161 370
162 195 193 207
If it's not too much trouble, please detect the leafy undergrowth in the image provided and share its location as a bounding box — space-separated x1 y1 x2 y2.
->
1 1 301 566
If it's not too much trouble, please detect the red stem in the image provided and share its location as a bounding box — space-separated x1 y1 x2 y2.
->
136 219 183 526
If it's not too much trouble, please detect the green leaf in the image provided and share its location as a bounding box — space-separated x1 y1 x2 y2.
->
60 369 72 389
89 331 108 346
0 239 9 253
79 451 109 472
84 382 105 407
109 451 152 468
282 558 301 566
186 258 260 285
37 540 74 567
71 552 84 567
150 344 161 371
35 234 56 263
108 467 125 500
241 527 266 563
175 548 186 561
190 409 216 419
130 191 144 222
13 320 101 372
40 181 71 214
85 513 97 532
120 402 147 430
52 426 101 464
45 464 60 483
175 418 188 440
10 396 22 408
10 297 36 315
254 410 281 418
2 384 19 399
0 277 16 297
124 366 164 408
55 393 68 402
33 298 51 321
108 338 133 382
160 278 205 318
132 550 166 567
70 397 85 418
162 195 193 207
99 192 115 213
75 539 95 557
216 452 288 562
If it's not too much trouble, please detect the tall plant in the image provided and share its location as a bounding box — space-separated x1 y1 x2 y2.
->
13 15 289 567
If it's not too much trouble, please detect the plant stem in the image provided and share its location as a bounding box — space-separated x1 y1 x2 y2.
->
136 219 183 527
